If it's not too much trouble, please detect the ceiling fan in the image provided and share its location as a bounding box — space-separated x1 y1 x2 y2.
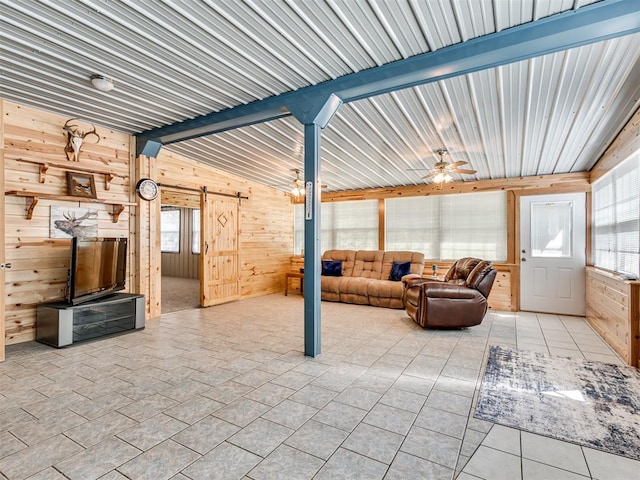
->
421 149 477 188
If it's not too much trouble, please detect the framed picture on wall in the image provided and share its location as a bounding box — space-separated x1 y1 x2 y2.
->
50 206 98 238
66 171 97 198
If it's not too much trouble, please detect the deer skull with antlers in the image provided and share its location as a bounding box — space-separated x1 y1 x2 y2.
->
63 118 100 161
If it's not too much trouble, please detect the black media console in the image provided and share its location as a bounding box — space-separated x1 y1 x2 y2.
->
36 293 145 348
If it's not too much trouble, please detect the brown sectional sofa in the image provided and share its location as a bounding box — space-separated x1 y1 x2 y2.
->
321 250 425 308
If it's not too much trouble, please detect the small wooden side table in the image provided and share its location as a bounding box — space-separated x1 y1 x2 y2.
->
284 271 304 296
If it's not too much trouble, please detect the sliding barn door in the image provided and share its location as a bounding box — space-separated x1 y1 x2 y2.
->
200 194 240 307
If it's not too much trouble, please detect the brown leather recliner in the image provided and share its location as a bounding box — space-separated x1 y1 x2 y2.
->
402 258 497 328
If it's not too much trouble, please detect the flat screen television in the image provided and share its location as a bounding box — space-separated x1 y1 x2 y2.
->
67 237 127 305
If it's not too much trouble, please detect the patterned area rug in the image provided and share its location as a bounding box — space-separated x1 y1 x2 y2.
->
475 345 640 460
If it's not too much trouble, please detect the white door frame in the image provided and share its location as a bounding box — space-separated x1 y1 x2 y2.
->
520 193 586 315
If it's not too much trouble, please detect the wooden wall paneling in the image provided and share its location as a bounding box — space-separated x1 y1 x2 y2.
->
150 183 161 317
3 102 133 344
584 106 640 364
629 283 640 368
128 136 138 306
134 154 148 315
0 99 4 360
506 191 516 264
590 107 640 183
512 191 522 312
146 158 161 318
160 189 200 209
489 265 515 311
239 187 292 297
4 241 70 344
309 172 590 203
155 150 293 302
585 267 638 366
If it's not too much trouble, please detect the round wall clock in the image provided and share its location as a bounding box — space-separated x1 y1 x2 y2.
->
136 178 159 201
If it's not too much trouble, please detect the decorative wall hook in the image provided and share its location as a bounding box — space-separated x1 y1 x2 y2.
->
63 118 100 161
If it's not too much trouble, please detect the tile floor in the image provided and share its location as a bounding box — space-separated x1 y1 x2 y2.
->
0 294 638 480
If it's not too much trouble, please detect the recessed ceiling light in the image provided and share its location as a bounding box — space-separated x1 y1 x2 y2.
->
90 74 114 92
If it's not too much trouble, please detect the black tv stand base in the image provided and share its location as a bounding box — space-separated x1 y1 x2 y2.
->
36 293 145 348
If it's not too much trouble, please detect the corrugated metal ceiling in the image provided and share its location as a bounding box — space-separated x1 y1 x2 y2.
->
2 0 639 193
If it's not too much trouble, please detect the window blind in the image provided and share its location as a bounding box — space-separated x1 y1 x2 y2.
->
294 200 378 254
593 150 640 276
385 191 507 261
160 209 180 253
385 197 439 258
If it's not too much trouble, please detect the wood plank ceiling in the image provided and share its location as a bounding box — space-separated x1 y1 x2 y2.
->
2 0 640 193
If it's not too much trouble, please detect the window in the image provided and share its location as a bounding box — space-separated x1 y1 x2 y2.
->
530 201 573 257
192 209 200 254
592 150 640 276
384 196 439 257
294 200 378 254
386 192 507 261
161 208 180 253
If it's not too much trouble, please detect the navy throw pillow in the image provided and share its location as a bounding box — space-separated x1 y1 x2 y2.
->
389 261 411 281
321 260 343 276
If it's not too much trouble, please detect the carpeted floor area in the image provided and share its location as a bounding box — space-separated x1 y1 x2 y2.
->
161 276 200 314
475 345 640 460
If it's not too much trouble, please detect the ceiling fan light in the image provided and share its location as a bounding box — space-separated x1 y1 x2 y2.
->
433 173 445 183
290 169 306 198
444 173 452 183
291 185 305 198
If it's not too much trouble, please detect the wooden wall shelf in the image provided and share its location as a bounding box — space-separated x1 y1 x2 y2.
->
5 190 134 223
16 159 122 190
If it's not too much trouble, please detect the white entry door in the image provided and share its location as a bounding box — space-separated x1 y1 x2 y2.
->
520 193 586 315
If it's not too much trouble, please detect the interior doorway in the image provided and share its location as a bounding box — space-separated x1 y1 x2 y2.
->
160 190 201 314
157 187 241 312
161 275 199 314
520 193 586 315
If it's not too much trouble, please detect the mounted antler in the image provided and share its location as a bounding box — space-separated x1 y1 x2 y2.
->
63 118 100 161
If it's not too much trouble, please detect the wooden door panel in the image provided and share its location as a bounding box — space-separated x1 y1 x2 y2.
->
201 195 239 307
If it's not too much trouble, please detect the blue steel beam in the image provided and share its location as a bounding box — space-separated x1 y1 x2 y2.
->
293 94 343 357
135 0 640 156
288 93 343 128
303 122 322 357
